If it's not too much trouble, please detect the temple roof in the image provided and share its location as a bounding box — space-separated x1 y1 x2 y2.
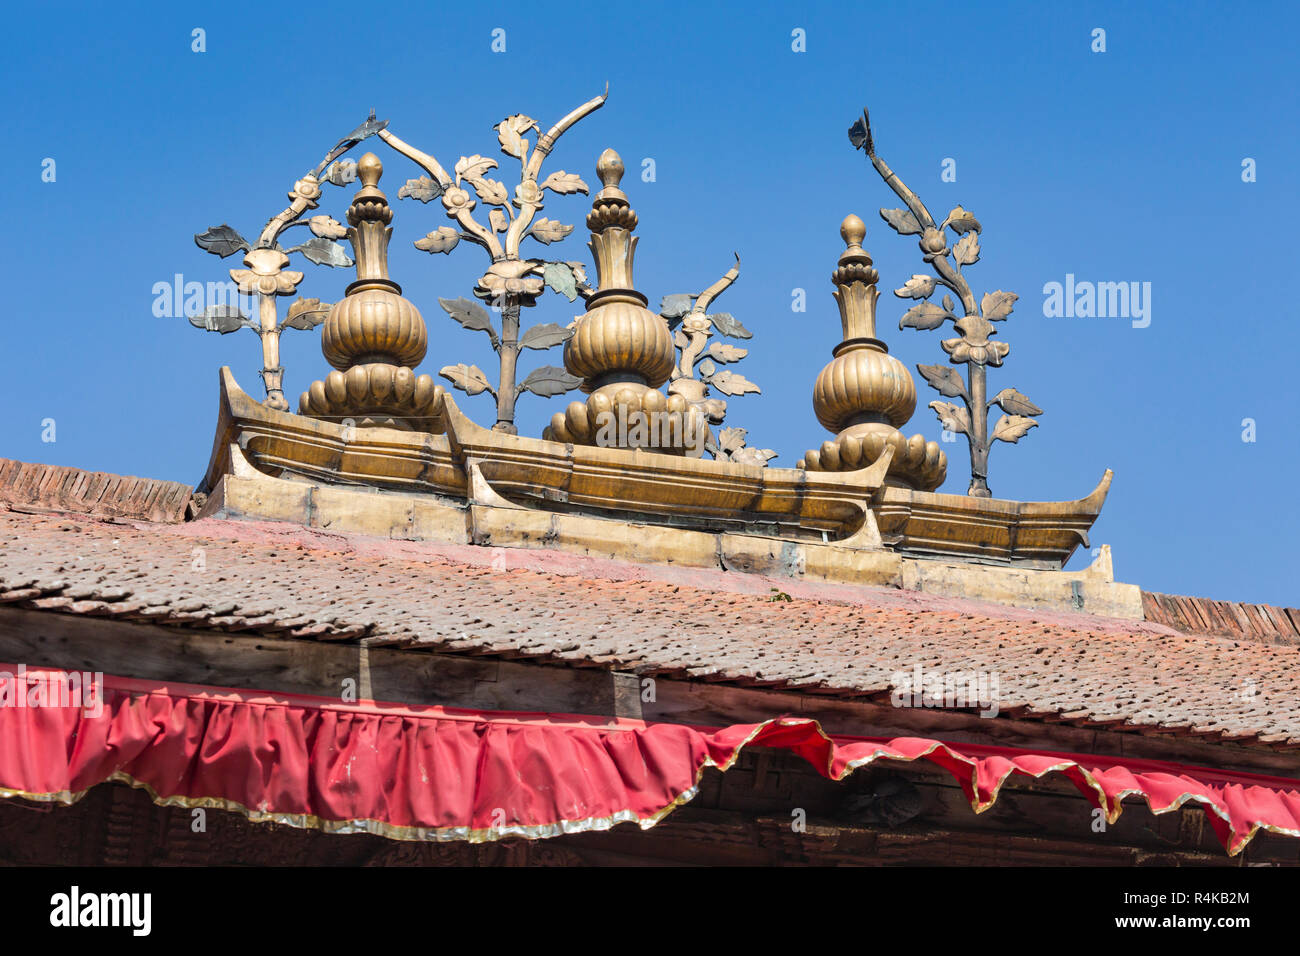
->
2 457 1297 749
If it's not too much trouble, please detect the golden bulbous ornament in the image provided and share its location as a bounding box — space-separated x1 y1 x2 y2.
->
297 148 439 431
812 346 917 434
565 299 675 389
322 289 427 371
801 214 946 491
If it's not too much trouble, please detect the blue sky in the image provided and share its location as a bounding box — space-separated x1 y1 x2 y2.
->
2 1 1296 605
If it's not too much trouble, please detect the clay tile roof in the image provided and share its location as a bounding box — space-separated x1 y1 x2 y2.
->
1 459 1297 747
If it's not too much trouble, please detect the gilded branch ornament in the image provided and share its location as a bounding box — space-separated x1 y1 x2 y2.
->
379 90 610 433
189 115 389 410
848 108 1042 497
662 258 775 465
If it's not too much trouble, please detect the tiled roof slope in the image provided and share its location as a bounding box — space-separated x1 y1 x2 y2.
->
1143 590 1300 647
1 504 1298 747
0 458 191 524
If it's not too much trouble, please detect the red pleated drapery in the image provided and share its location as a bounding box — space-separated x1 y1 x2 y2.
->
1 664 1298 854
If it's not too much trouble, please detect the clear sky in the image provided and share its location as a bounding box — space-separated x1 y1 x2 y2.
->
2 1 1296 605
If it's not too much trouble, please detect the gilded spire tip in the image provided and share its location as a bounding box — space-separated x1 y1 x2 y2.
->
596 148 624 189
841 214 866 249
358 152 383 188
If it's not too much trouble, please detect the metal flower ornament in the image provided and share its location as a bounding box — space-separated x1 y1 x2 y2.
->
189 115 388 410
849 108 1042 498
379 89 609 433
661 257 775 465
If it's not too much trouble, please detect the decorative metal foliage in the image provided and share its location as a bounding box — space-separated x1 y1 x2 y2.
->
435 297 580 404
849 108 1041 497
189 115 387 410
664 256 775 465
381 91 607 432
193 225 249 259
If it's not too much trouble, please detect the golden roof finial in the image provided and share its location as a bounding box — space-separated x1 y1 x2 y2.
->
594 148 628 204
345 152 396 293
831 214 881 347
544 147 700 453
584 148 642 301
299 151 442 430
356 151 383 189
799 216 946 490
840 212 866 249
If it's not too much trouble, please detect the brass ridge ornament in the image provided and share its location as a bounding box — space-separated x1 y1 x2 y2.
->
297 153 443 430
184 95 1104 557
184 96 1115 594
544 149 708 455
798 215 946 490
663 258 773 465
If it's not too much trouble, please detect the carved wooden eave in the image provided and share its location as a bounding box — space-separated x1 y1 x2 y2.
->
198 367 1133 618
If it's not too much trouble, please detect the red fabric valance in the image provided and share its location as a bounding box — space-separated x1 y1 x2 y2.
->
1 664 1298 855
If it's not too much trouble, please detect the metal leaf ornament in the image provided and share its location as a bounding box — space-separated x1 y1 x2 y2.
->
540 171 589 195
189 304 251 333
715 427 776 467
194 225 250 259
518 366 582 398
439 297 500 349
528 218 574 244
519 322 573 350
664 255 776 465
439 363 495 397
287 236 353 268
187 113 382 411
541 261 579 302
280 297 330 331
415 227 460 254
398 176 445 203
324 160 358 186
381 90 608 433
850 107 1041 498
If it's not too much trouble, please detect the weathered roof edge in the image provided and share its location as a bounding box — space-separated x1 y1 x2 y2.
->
1142 590 1300 647
0 458 192 525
